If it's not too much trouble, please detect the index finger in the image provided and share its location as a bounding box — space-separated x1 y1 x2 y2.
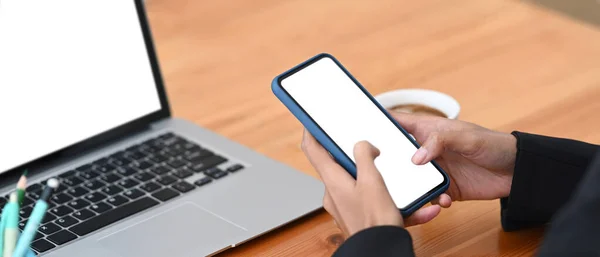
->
301 130 355 188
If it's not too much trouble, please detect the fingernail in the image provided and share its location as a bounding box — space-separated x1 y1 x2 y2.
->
412 148 428 164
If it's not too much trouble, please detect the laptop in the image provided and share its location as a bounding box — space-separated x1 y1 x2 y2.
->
0 1 323 256
524 0 600 27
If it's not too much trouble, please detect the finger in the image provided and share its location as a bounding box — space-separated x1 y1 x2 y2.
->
411 131 484 165
404 205 441 227
390 112 437 134
302 130 355 187
430 193 452 208
353 141 382 184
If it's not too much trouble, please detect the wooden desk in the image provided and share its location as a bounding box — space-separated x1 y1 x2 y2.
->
146 0 600 256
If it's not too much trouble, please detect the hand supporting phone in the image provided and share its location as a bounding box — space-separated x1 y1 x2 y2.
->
272 53 449 216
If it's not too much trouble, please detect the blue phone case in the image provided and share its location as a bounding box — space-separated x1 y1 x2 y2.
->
271 53 450 216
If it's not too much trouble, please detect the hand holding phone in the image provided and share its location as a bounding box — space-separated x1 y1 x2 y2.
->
272 53 449 215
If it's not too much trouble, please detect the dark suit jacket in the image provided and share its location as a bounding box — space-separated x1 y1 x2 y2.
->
333 131 600 257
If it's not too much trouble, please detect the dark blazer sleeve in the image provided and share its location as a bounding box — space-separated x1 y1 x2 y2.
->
536 150 600 257
500 132 600 231
332 226 415 257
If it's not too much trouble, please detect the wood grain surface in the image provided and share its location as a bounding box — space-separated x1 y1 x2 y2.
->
145 0 600 256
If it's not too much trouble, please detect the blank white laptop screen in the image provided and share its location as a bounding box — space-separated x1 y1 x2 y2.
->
0 1 162 173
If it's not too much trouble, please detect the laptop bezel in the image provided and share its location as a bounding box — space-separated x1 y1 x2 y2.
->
0 0 171 179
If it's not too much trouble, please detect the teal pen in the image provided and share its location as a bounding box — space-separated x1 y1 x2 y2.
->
0 204 7 255
25 248 37 257
13 178 59 257
3 193 20 257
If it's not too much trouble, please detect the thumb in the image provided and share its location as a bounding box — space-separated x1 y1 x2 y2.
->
411 131 484 165
353 141 382 183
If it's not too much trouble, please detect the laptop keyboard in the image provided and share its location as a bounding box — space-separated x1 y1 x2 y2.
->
0 132 244 254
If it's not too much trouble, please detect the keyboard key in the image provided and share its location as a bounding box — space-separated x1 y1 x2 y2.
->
117 179 139 189
116 167 138 177
183 141 200 150
194 177 212 187
185 149 214 162
27 184 43 192
101 185 123 196
110 156 132 166
35 232 44 240
162 136 185 146
140 145 159 154
90 202 113 214
31 239 55 253
190 155 227 172
84 180 106 190
78 170 100 180
43 213 58 223
66 186 89 198
58 170 77 179
149 165 171 176
172 167 193 179
132 160 154 170
133 172 155 182
28 191 41 200
160 149 179 157
156 175 177 185
54 184 68 193
204 167 222 176
146 136 166 146
148 153 168 163
68 199 91 210
85 192 107 203
151 188 179 202
107 195 129 207
39 222 61 235
22 196 35 207
50 193 73 205
140 182 161 193
20 206 33 218
166 158 187 168
69 197 159 236
62 176 84 187
125 150 146 160
168 144 186 155
94 163 116 173
211 171 228 179
99 173 122 183
56 215 78 228
50 206 74 217
72 209 95 221
205 168 228 179
123 189 144 200
172 181 195 193
47 230 77 245
226 164 244 173
18 219 27 230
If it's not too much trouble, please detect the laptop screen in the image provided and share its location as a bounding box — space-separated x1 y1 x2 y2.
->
0 1 163 174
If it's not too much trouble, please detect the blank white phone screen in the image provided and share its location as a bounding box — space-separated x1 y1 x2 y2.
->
281 57 445 209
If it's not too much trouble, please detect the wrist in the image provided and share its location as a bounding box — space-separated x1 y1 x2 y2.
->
499 132 518 198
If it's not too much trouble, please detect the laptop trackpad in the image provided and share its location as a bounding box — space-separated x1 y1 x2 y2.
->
99 202 246 257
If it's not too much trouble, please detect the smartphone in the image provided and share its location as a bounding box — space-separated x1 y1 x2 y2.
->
271 53 450 215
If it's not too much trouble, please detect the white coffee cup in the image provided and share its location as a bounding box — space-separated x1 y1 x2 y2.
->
374 89 460 119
